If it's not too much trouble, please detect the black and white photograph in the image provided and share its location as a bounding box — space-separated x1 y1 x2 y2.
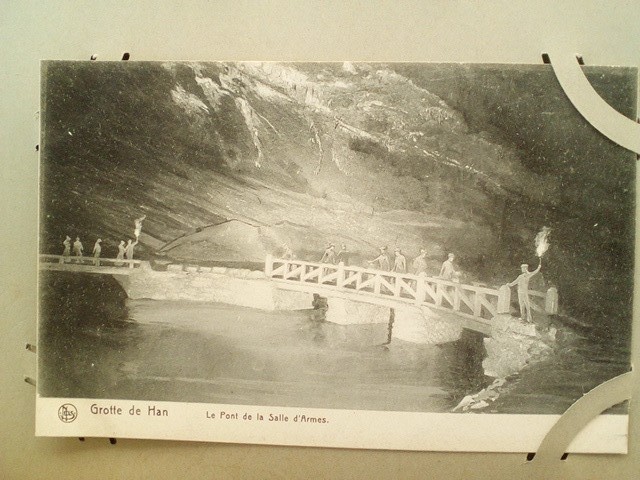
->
37 60 635 448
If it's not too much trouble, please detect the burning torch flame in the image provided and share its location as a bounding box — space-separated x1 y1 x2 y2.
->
134 215 146 239
535 226 551 257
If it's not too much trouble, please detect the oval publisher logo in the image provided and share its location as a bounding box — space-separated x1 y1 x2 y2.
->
58 404 78 423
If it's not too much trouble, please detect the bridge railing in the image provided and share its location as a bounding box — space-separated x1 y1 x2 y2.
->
39 254 142 269
265 255 557 320
529 288 558 315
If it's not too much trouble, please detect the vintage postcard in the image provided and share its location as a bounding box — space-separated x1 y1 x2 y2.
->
37 61 636 452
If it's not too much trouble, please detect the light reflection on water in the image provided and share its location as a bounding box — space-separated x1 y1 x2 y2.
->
39 273 630 414
39 274 488 412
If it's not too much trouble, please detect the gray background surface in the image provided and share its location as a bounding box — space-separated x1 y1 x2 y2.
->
1 1 639 478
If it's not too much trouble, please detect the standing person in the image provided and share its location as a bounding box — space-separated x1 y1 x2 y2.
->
61 235 71 263
282 243 296 260
280 243 295 276
116 240 126 266
336 244 350 266
320 243 336 264
125 238 139 262
92 238 102 266
73 237 84 259
411 248 428 274
508 259 542 323
281 243 295 260
439 253 458 281
392 248 406 273
369 246 390 271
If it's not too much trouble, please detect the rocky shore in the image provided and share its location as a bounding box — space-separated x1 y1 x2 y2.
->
453 313 558 412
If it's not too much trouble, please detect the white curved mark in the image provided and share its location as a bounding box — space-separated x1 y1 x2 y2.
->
532 371 632 464
548 51 640 154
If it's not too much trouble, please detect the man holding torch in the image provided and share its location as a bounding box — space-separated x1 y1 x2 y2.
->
508 259 542 323
508 227 550 323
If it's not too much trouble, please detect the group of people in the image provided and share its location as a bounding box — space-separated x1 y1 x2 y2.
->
316 243 461 280
60 235 139 265
318 243 351 267
314 242 543 323
59 216 146 266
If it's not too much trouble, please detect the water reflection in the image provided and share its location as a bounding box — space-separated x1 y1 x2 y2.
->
39 272 630 414
40 273 491 412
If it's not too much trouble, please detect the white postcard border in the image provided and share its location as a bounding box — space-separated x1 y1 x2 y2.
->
36 397 627 453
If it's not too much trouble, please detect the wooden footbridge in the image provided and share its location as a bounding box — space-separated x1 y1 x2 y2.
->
265 255 558 323
39 253 559 325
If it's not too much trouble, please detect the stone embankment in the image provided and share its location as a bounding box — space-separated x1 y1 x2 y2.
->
482 314 555 379
391 305 464 344
114 261 312 311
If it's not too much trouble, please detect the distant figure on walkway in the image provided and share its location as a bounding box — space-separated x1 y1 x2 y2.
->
281 243 295 260
134 215 146 240
125 239 138 261
439 253 459 281
369 246 390 271
280 243 295 275
92 239 102 266
392 248 406 273
116 240 126 265
412 248 428 274
508 259 542 323
336 244 350 266
320 243 336 264
73 237 84 258
61 236 71 263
